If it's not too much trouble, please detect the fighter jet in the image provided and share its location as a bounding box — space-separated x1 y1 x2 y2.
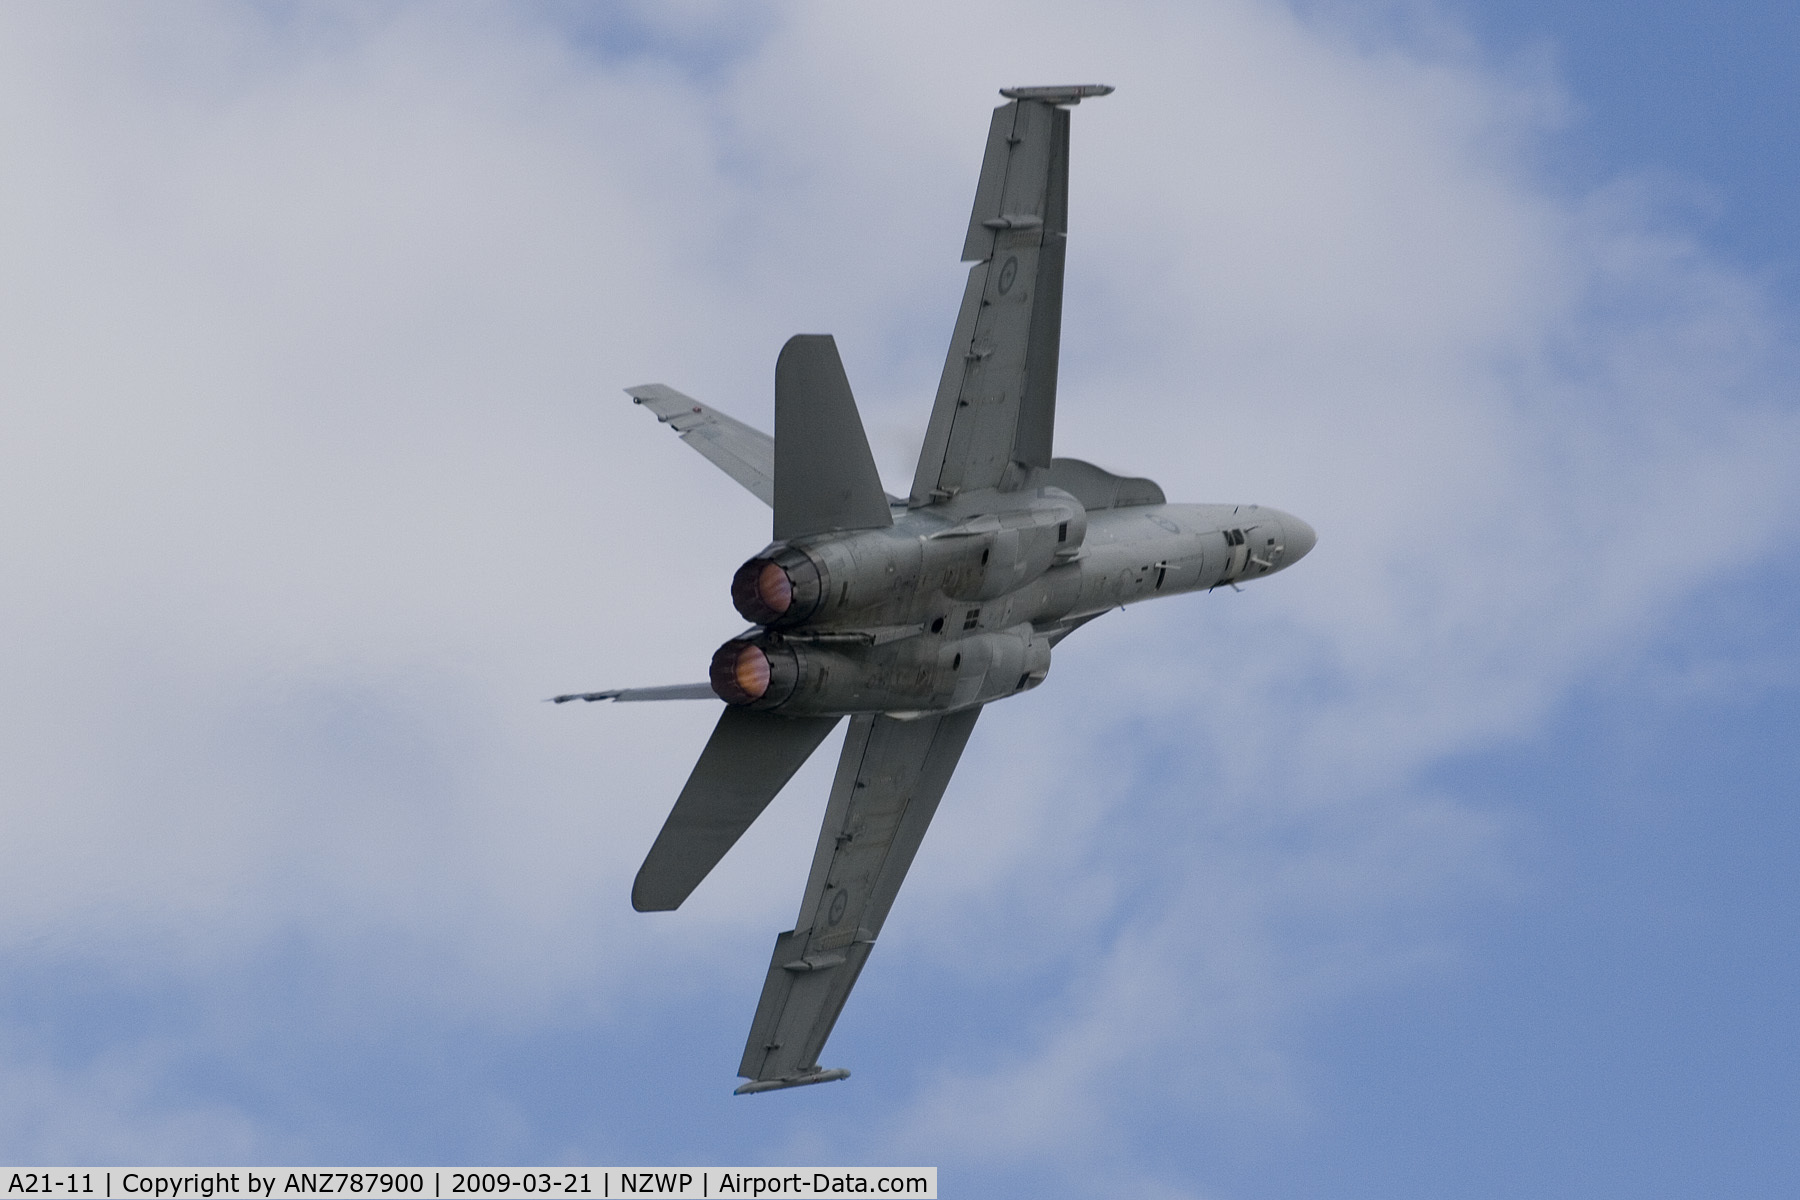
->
561 85 1316 1093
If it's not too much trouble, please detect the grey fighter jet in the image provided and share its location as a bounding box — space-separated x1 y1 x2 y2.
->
562 85 1316 1094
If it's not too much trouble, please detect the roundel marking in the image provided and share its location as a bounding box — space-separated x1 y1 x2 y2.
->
996 255 1019 295
827 888 849 925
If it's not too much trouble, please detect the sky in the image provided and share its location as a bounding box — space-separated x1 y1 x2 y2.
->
0 2 1795 1196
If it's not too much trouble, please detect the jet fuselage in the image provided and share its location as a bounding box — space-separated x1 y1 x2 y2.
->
712 490 1316 716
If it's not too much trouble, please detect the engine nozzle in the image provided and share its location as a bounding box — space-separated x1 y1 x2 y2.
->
732 559 791 625
709 637 799 706
730 547 825 626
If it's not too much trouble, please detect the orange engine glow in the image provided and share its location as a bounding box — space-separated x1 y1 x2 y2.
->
734 645 770 698
757 561 792 615
711 639 776 704
732 555 804 626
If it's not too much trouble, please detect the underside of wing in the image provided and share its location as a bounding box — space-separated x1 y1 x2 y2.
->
736 708 981 1092
910 90 1105 503
627 384 775 507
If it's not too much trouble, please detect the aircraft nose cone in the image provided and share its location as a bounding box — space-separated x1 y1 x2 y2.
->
1282 515 1317 564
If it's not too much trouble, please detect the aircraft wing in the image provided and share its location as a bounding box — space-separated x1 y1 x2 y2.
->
627 384 775 507
909 86 1108 503
736 707 981 1092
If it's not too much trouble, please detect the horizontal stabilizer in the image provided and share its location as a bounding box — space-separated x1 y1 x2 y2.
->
551 683 717 703
627 384 775 507
633 707 842 912
774 335 893 541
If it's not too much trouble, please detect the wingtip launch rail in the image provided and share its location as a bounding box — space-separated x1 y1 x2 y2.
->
997 84 1114 103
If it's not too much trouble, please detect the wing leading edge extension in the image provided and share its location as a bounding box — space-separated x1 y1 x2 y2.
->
909 86 1110 504
736 708 981 1093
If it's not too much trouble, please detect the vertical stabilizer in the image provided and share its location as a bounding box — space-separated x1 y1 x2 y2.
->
773 335 893 542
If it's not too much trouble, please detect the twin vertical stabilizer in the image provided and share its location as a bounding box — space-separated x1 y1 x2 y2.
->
773 335 892 542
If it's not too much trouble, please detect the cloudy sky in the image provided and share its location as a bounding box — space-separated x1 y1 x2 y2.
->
2 2 1795 1195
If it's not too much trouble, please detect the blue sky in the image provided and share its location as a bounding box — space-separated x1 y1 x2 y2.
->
0 3 1795 1196
1460 0 1800 277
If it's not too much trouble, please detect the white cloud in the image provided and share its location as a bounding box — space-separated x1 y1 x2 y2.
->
0 0 1794 1180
